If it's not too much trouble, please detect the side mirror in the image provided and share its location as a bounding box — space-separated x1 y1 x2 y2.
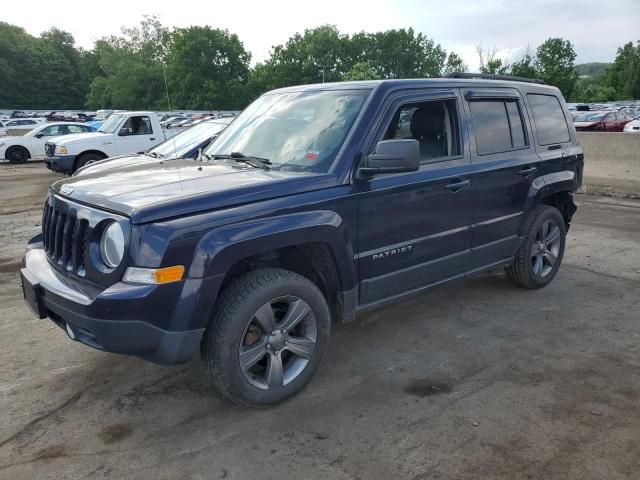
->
119 127 131 136
35 133 44 138
357 139 420 178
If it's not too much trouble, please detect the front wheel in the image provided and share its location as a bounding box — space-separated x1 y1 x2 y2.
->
201 268 331 407
505 205 567 289
74 153 104 172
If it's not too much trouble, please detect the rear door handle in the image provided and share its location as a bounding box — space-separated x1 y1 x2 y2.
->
518 167 537 177
445 179 471 192
150 137 156 141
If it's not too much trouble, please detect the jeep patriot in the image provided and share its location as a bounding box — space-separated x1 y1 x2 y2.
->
21 73 583 406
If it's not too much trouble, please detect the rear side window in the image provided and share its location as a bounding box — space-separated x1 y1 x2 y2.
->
527 94 570 145
469 99 528 155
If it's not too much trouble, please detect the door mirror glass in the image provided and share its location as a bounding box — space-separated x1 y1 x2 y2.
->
358 139 420 178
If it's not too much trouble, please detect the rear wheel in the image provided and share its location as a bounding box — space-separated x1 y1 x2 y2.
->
201 268 331 407
6 146 30 163
505 205 566 289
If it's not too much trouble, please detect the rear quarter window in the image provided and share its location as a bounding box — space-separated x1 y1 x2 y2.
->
527 94 571 145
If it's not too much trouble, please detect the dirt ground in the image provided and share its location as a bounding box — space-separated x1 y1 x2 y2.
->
1 162 639 480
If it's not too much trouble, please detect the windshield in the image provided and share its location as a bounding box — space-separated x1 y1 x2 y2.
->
204 89 370 173
98 113 125 133
575 113 606 122
151 121 229 158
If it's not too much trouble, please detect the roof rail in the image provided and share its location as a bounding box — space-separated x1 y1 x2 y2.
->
444 72 546 85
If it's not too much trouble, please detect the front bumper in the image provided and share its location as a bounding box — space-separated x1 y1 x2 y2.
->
46 155 76 173
21 241 217 365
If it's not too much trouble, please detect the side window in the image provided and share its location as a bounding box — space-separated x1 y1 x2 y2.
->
469 99 528 155
121 116 153 135
40 125 65 136
383 99 460 162
527 94 571 145
67 125 86 133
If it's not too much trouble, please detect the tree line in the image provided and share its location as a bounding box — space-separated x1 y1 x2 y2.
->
0 16 638 111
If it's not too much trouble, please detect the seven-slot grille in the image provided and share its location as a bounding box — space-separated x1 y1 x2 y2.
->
44 143 55 157
42 200 89 275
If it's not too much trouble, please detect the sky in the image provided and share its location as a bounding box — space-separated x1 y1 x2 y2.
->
1 0 637 70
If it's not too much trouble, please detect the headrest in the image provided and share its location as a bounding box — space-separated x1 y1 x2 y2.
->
410 104 445 140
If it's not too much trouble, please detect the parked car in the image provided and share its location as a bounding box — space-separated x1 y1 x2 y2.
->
574 111 630 132
0 122 94 163
161 116 188 128
45 111 181 174
623 114 640 133
4 118 47 136
75 118 232 176
21 74 583 406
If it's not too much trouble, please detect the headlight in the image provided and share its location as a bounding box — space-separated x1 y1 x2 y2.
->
100 222 125 268
55 146 67 155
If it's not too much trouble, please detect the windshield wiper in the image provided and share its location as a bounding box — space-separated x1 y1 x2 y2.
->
146 151 164 158
209 152 271 169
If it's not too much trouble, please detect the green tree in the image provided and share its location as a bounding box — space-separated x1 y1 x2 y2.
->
365 29 447 78
534 38 578 98
343 61 381 81
442 52 468 75
166 26 251 110
258 25 349 90
603 41 640 100
509 49 537 79
477 45 508 74
0 23 88 108
86 17 170 109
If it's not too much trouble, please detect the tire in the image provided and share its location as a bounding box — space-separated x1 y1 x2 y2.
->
201 268 331 407
74 153 104 172
505 205 567 289
6 146 30 163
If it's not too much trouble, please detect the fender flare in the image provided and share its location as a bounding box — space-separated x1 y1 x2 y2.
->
524 170 576 212
188 210 357 291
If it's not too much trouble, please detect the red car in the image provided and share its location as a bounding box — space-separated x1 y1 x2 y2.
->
574 111 631 132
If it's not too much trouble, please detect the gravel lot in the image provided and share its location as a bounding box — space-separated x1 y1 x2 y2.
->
1 162 639 480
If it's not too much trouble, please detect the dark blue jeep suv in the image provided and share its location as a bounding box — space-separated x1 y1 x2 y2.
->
21 74 583 406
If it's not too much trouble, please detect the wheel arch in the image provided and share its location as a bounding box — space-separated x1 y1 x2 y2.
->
189 211 357 322
74 150 109 168
6 144 31 160
525 171 578 228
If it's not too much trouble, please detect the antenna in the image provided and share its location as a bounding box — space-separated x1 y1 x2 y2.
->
162 63 183 191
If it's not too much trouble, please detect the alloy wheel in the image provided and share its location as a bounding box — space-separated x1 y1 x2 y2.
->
239 296 317 390
531 219 561 277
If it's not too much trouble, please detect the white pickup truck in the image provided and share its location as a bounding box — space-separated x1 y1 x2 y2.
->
45 111 180 174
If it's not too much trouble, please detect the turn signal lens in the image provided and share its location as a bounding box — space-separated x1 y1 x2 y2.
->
123 265 184 284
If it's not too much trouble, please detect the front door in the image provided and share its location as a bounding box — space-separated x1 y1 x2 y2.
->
355 90 476 306
116 115 157 154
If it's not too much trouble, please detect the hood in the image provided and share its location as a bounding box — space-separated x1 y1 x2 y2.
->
51 159 336 223
50 131 112 146
74 153 160 176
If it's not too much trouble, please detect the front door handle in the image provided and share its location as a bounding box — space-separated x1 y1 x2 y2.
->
445 179 471 192
518 166 538 177
150 137 156 141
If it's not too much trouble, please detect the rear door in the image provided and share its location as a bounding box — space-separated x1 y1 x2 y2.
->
355 89 476 306
462 88 539 268
115 115 157 154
